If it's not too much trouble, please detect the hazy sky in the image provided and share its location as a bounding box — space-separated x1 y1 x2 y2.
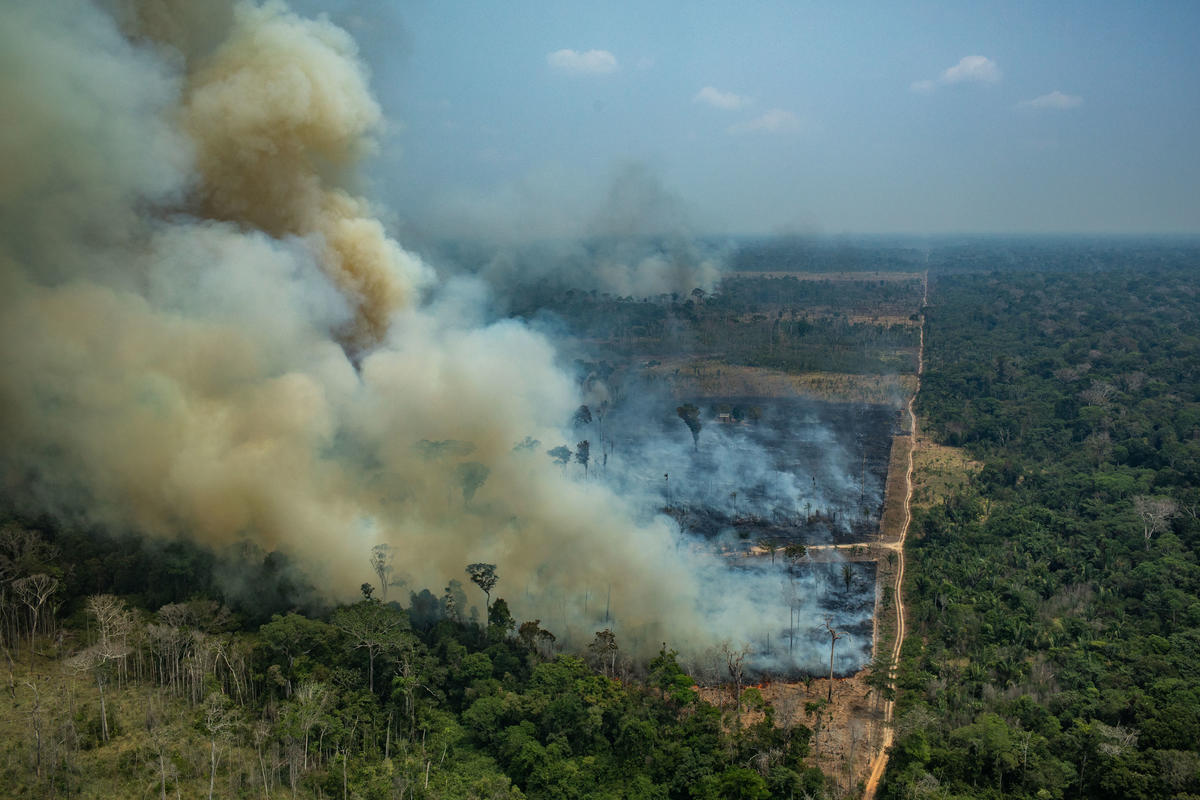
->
319 1 1200 237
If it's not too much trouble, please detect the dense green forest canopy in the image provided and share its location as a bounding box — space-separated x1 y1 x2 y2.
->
884 264 1200 800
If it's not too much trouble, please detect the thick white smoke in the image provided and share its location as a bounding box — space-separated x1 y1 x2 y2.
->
0 0 861 670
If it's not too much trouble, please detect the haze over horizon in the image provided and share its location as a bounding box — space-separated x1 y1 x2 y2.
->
306 0 1200 240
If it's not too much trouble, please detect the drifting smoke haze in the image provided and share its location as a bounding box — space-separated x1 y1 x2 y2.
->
424 162 726 305
598 391 889 541
0 0 865 673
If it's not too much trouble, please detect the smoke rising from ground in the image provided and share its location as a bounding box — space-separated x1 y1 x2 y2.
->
1 0 863 672
421 163 727 303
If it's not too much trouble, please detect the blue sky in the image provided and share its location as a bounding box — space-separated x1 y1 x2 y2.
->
320 1 1200 236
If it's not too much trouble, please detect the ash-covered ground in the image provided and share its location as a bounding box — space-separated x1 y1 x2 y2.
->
598 397 896 546
570 393 894 676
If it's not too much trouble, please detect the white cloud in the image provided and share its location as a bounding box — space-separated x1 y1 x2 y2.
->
1019 90 1083 110
941 55 1001 84
546 49 618 75
911 55 1001 92
694 86 750 110
729 108 804 134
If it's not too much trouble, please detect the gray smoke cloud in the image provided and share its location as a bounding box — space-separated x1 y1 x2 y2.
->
422 162 727 302
0 0 863 672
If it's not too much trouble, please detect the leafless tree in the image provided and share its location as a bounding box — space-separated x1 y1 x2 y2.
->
1079 380 1117 406
823 618 844 703
721 642 750 717
369 544 395 603
589 629 619 678
203 691 239 800
1132 495 1178 550
65 595 134 742
13 573 58 667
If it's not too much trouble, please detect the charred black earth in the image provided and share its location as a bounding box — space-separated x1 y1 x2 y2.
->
602 397 898 546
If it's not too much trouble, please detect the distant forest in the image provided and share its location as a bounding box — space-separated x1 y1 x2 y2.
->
883 264 1200 799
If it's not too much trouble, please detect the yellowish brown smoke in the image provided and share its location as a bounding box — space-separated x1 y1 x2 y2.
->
180 1 427 348
0 0 817 664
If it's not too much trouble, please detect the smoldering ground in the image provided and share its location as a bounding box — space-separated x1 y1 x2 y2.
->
0 0 874 675
577 388 893 544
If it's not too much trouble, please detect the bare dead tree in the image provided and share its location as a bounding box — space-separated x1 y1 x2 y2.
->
370 544 395 603
721 642 750 720
12 573 58 669
589 629 619 678
203 692 239 800
1079 380 1117 406
1132 495 1178 550
823 618 844 703
65 595 134 742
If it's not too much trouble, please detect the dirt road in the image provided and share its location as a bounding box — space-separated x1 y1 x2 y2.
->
862 272 926 799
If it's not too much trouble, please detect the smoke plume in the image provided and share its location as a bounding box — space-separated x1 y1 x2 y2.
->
0 0 864 672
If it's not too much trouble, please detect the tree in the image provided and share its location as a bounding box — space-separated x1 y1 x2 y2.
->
203 692 239 800
487 598 515 637
369 544 395 603
589 628 619 677
649 646 697 706
0 524 56 588
722 643 749 717
258 613 337 698
572 405 592 427
66 595 134 742
517 620 542 651
330 601 408 694
576 440 591 477
455 461 491 507
442 579 468 622
466 563 498 615
12 573 58 667
1132 495 1178 550
547 445 572 470
823 618 843 702
676 404 702 450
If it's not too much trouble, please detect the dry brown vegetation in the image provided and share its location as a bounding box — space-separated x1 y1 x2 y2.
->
646 359 916 405
910 436 981 510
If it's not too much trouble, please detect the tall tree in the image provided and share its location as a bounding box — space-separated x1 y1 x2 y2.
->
67 595 134 742
369 544 395 603
466 563 498 615
12 573 58 666
823 618 843 703
547 445 572 471
331 601 408 694
572 405 592 427
454 462 491 507
576 440 591 477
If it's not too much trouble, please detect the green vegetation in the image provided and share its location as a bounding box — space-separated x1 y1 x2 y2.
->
0 531 827 799
884 267 1200 799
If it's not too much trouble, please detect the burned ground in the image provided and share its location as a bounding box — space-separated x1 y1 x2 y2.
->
597 397 896 546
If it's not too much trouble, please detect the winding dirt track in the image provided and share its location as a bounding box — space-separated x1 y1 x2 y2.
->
862 273 927 800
